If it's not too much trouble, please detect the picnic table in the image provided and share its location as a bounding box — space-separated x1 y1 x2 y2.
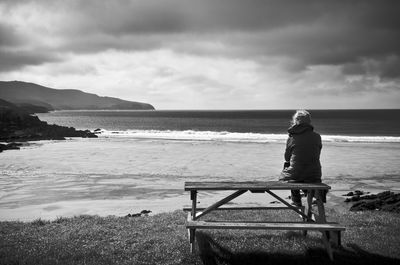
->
184 181 345 260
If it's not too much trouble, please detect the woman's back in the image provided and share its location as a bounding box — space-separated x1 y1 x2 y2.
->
282 112 322 183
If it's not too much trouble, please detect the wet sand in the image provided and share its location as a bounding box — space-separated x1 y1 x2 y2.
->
1 137 399 221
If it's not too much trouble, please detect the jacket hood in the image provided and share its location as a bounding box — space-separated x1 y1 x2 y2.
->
288 123 314 135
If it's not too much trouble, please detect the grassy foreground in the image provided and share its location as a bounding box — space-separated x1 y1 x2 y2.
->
1 209 400 265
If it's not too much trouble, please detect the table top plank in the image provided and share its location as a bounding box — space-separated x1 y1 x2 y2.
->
184 181 330 191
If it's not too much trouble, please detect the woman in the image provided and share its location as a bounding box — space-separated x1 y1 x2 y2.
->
280 110 322 206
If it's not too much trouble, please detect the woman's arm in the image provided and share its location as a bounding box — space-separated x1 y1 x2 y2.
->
284 137 293 164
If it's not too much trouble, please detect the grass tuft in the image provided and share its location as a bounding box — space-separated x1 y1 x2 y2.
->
31 218 51 226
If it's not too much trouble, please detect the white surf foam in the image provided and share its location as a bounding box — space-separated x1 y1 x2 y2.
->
96 129 400 143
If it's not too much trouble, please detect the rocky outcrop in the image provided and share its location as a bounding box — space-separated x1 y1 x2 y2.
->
344 190 400 213
0 99 97 152
0 142 23 152
125 210 152 218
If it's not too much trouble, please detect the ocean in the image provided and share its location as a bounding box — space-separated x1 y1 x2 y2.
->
37 109 400 138
1 109 399 221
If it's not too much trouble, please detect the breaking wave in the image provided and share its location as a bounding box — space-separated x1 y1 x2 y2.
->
95 129 400 143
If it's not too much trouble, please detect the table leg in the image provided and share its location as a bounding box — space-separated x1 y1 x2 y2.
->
306 189 314 221
314 190 341 247
191 190 197 219
315 190 333 261
315 190 327 223
189 228 196 253
301 205 307 236
190 191 197 253
334 231 342 247
303 189 314 236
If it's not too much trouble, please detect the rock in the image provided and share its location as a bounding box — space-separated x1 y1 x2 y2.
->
377 191 393 200
140 210 152 215
354 190 364 196
0 142 23 152
131 213 142 217
344 195 361 202
349 191 400 212
125 213 142 218
343 190 369 197
381 201 400 213
359 194 378 200
350 201 379 211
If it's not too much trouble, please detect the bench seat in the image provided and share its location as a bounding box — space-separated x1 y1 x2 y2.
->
183 206 303 211
187 220 345 231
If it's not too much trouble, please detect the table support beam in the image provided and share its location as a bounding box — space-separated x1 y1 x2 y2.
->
265 190 313 222
194 190 247 220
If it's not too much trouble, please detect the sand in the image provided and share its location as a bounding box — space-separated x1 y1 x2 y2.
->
1 137 399 221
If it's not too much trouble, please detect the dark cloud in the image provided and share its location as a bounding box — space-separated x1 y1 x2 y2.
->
69 0 398 36
65 0 400 78
0 20 59 71
259 25 400 69
1 0 399 78
342 55 400 80
50 0 322 35
0 50 60 72
0 23 21 47
60 34 165 54
378 56 400 79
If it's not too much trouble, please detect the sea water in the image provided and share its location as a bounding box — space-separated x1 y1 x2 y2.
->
0 110 399 221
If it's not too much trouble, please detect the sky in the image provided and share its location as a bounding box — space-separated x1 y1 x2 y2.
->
0 0 399 109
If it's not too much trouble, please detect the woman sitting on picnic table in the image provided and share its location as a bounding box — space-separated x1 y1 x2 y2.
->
280 110 322 207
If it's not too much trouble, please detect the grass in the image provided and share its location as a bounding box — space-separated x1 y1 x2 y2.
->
0 209 400 265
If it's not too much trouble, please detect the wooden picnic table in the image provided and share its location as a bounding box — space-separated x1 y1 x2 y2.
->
184 181 345 260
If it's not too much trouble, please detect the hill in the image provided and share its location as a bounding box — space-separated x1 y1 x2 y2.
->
0 81 155 110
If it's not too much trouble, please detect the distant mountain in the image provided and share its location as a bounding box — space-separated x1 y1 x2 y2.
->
0 98 15 109
0 98 50 114
0 81 155 111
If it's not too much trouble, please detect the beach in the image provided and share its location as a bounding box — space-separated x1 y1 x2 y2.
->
1 109 399 221
1 134 399 221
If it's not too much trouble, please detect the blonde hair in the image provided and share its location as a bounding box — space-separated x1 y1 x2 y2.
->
291 110 311 126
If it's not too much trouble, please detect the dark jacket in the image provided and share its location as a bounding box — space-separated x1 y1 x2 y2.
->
281 123 322 182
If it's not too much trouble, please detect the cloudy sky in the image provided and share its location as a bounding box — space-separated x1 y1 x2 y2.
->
0 0 399 109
